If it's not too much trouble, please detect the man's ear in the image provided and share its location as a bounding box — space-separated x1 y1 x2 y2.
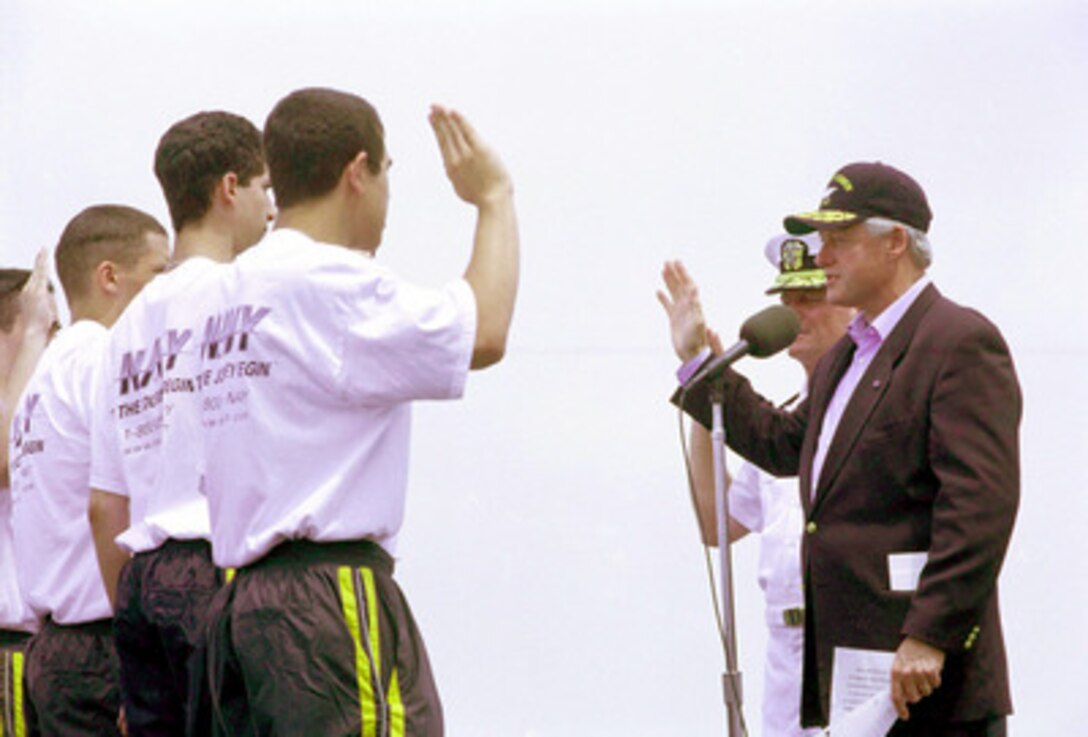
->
886 226 910 260
95 260 120 296
215 172 241 207
342 151 371 194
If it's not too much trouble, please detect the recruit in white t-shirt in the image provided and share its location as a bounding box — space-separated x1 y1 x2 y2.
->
0 485 35 632
90 257 226 554
198 229 477 568
9 320 111 626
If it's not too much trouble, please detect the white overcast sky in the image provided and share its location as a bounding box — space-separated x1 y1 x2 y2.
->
2 1 1086 734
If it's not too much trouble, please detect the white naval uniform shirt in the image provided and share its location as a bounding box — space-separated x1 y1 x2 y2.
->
9 321 111 626
90 257 225 554
199 229 477 569
729 461 821 737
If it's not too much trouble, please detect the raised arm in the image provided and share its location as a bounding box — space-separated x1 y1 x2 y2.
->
656 259 709 363
660 258 805 478
1 249 57 487
685 328 751 546
430 106 519 369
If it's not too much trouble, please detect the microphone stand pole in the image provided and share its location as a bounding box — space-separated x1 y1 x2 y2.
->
709 378 744 737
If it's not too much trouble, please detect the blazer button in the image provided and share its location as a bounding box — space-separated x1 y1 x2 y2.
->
805 521 818 534
964 625 981 649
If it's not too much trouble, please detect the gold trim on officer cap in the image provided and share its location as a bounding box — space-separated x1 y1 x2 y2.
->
764 232 827 294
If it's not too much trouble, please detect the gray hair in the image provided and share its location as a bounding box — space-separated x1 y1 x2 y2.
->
866 217 932 268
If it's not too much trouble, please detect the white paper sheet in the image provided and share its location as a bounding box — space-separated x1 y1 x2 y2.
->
887 551 927 592
830 646 895 723
818 688 899 737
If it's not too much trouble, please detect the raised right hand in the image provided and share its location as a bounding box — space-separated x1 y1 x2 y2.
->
20 248 58 337
656 259 709 362
429 105 512 208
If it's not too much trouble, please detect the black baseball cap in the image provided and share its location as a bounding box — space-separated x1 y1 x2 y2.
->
783 162 932 235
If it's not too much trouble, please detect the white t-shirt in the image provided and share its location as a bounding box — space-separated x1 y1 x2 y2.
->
200 229 476 568
0 483 35 632
90 257 225 553
8 320 111 626
0 395 34 632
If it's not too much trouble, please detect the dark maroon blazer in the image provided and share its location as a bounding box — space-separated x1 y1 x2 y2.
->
676 284 1021 726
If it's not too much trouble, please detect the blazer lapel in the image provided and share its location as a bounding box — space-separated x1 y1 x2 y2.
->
808 284 942 512
799 337 855 516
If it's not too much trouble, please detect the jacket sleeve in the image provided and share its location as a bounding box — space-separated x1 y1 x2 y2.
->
670 366 807 478
901 314 1021 652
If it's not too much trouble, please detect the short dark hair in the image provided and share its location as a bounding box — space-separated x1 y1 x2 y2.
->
264 88 385 209
0 269 31 332
54 205 167 303
154 111 266 232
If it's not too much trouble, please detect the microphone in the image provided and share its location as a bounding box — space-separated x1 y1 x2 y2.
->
683 304 800 390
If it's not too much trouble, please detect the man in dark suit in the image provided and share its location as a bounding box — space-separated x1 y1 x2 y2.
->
660 162 1020 736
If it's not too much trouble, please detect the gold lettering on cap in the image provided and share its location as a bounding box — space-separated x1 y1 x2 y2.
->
793 210 858 223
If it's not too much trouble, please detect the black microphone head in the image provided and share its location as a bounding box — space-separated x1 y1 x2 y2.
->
739 304 800 358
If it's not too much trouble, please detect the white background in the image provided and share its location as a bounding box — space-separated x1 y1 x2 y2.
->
3 1 1085 734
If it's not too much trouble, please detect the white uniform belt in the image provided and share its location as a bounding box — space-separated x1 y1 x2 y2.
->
766 605 805 628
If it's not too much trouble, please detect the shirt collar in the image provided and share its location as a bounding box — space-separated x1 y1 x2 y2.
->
847 274 932 350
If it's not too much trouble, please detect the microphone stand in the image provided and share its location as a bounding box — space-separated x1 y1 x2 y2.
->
709 378 744 737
